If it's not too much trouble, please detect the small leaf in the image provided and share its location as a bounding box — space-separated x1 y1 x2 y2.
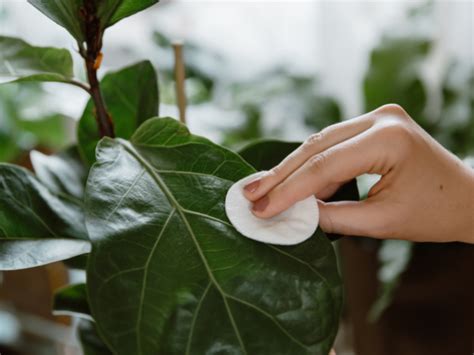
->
85 117 341 354
0 36 74 84
28 0 159 42
28 0 84 42
53 283 92 320
31 146 87 201
99 0 160 27
78 60 159 164
0 239 90 270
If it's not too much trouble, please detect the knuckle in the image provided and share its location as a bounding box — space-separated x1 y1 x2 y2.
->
266 165 281 179
377 103 407 118
307 152 328 173
303 132 324 151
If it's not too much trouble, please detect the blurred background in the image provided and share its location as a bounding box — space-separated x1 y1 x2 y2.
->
0 1 473 354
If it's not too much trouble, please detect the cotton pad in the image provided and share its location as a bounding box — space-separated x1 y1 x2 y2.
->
225 171 319 245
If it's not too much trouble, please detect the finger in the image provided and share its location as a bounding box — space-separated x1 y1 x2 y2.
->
318 200 389 238
329 349 337 355
252 127 385 218
243 114 375 201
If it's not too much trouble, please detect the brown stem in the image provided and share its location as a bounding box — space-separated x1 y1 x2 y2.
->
79 0 115 138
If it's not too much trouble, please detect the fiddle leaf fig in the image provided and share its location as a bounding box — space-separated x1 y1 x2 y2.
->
0 36 74 84
28 0 159 43
31 146 87 202
78 60 159 164
0 239 90 270
85 117 341 355
0 163 89 270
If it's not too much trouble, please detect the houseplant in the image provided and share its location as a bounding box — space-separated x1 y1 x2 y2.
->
0 1 358 354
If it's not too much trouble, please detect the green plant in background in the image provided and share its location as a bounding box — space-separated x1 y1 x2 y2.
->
0 1 357 354
363 3 474 321
0 84 74 162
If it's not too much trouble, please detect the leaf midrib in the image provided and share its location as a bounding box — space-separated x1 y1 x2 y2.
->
118 140 320 353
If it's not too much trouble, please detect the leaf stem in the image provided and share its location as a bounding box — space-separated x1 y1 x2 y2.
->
79 0 115 138
67 79 91 94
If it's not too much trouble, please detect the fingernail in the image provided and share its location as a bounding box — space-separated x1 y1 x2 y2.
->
244 179 260 193
252 195 269 212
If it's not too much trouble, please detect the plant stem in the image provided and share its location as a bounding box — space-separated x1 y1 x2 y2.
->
67 79 91 94
85 58 114 137
79 0 115 138
173 42 187 124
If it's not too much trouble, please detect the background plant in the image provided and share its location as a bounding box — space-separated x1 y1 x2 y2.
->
0 1 358 354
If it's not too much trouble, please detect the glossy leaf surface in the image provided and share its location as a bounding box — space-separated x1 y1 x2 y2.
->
28 0 158 42
86 117 341 355
0 36 74 84
0 238 90 270
78 61 159 164
0 164 88 269
31 146 87 201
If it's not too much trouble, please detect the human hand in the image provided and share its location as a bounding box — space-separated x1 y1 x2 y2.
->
243 104 474 243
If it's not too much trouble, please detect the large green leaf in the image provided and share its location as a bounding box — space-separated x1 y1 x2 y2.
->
0 36 74 84
78 60 159 164
0 163 88 270
85 117 342 354
28 0 158 42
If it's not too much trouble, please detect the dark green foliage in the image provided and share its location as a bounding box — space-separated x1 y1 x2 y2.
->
85 118 342 355
78 61 159 164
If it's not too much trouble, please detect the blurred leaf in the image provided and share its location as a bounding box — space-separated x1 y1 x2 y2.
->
304 96 341 131
53 283 92 320
78 60 159 164
85 117 341 354
78 319 113 355
0 164 88 270
239 139 300 170
28 0 85 42
0 36 74 84
222 104 264 148
434 66 474 156
31 146 87 201
0 239 90 271
16 114 73 149
364 37 431 120
28 0 159 42
368 240 413 322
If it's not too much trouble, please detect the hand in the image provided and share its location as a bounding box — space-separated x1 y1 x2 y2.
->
243 104 474 243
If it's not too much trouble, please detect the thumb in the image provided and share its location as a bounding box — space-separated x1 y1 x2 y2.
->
318 200 389 238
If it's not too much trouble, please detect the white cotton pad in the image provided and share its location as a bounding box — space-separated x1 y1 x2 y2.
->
225 171 319 245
